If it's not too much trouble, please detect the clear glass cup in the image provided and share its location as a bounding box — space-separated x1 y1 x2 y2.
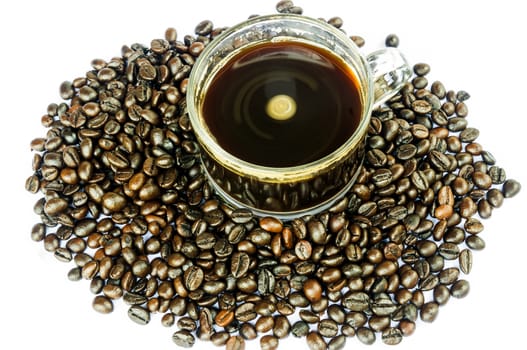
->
187 14 411 219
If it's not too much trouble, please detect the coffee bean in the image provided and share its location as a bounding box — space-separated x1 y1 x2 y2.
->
356 327 376 345
451 279 470 298
239 323 257 340
385 34 399 47
420 302 439 322
478 199 492 219
502 179 521 198
276 0 294 13
413 63 430 76
225 335 245 350
466 235 486 250
260 335 279 350
235 303 256 323
273 315 290 338
382 327 403 345
306 331 327 350
255 315 275 333
184 265 204 291
291 321 309 338
459 249 473 274
260 216 283 233
439 267 460 285
92 295 113 314
433 284 451 305
128 305 150 325
307 219 327 244
465 218 484 235
342 291 369 311
172 330 195 348
327 335 346 350
459 127 479 142
231 252 250 278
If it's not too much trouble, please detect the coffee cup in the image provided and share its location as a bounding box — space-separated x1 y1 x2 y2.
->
187 14 411 218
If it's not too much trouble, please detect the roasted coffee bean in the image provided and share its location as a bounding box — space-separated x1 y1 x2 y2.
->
231 252 250 278
172 330 195 348
291 320 310 338
225 335 245 350
451 279 470 298
420 302 439 322
273 315 290 338
439 267 460 285
385 34 399 47
239 323 257 340
209 332 229 347
306 331 327 350
356 327 376 345
466 235 486 250
318 319 338 338
92 295 113 314
184 265 204 291
235 303 256 323
128 305 150 325
303 278 323 303
433 284 451 305
260 335 279 350
413 63 430 76
459 249 473 274
503 179 521 198
382 327 403 345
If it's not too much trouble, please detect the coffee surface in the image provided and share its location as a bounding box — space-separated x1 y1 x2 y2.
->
202 41 362 167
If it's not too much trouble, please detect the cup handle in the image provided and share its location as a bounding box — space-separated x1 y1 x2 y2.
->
367 48 412 109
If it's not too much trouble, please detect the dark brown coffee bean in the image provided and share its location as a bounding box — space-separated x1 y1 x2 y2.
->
235 303 256 323
92 295 113 314
342 291 369 311
382 327 403 345
306 331 327 350
255 315 275 333
356 327 376 345
433 284 451 305
420 302 439 322
260 335 279 350
451 279 470 298
231 252 250 278
273 315 290 339
184 265 204 291
307 219 327 244
327 335 346 350
459 249 473 274
291 320 309 338
502 179 521 198
466 235 486 250
350 35 365 47
413 63 430 76
465 218 484 234
225 335 245 350
172 330 195 348
194 20 213 36
385 34 399 47
259 216 283 233
317 318 338 338
128 305 150 325
439 267 460 285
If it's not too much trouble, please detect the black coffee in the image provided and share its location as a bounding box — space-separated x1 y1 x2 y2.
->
202 41 362 167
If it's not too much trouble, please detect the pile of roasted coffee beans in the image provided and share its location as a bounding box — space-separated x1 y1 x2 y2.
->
25 1 521 349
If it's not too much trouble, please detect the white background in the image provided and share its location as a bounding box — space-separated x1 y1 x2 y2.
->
1 0 526 349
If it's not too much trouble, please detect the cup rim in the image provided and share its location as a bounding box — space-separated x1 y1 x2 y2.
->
187 13 373 183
